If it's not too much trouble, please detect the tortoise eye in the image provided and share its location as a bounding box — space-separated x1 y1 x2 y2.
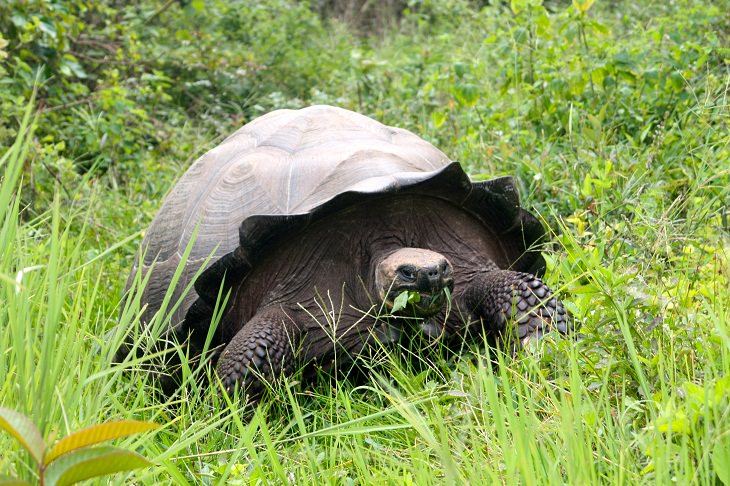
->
397 266 416 281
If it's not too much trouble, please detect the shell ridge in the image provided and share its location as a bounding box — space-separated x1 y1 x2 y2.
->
289 150 417 209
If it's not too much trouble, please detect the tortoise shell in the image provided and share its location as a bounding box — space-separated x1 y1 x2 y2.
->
123 105 545 348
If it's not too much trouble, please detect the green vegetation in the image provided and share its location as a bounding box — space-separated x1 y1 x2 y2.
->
1 0 728 483
0 407 158 486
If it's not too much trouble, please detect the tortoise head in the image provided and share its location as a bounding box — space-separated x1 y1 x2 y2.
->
375 248 454 317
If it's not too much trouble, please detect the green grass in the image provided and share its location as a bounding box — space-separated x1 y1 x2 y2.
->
1 0 729 484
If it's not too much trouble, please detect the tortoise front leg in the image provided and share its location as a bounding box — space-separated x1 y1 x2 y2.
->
216 307 297 404
462 270 569 344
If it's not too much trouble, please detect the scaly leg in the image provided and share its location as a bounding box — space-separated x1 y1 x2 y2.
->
462 270 569 344
216 307 296 403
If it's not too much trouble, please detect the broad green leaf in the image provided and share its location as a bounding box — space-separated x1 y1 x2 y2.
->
510 0 538 15
392 291 410 313
683 381 707 410
453 62 467 78
44 446 153 486
714 376 730 404
655 410 691 434
454 82 479 107
45 420 159 465
587 18 610 34
430 111 447 129
715 434 730 485
0 475 33 486
59 56 87 79
0 408 45 465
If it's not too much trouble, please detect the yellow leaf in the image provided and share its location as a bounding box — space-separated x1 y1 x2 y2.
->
44 446 154 486
572 0 596 14
45 420 159 465
0 408 45 465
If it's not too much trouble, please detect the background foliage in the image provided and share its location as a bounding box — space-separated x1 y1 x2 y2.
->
1 0 728 484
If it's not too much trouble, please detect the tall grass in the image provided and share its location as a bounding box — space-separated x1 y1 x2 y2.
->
2 96 728 483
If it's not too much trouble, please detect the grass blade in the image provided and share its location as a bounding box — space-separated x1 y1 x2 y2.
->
714 434 730 486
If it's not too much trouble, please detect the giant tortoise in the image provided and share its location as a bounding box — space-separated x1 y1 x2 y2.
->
115 105 568 401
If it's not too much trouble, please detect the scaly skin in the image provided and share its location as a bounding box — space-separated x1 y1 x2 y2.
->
462 269 569 344
216 307 295 403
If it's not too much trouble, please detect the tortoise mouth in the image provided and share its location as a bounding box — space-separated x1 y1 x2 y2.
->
374 246 454 318
384 284 453 318
412 289 449 315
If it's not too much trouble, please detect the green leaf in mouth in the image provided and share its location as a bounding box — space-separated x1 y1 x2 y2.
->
392 290 421 312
